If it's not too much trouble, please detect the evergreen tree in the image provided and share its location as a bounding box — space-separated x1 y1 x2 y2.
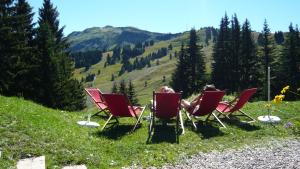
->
187 28 206 92
170 43 190 97
239 19 260 90
0 0 16 94
212 14 231 91
111 74 115 81
119 79 127 95
274 31 284 44
111 82 118 93
127 80 139 105
257 33 264 46
12 0 36 97
230 14 241 91
36 0 84 110
280 24 300 99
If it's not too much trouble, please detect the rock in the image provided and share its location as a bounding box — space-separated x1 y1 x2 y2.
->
17 156 45 169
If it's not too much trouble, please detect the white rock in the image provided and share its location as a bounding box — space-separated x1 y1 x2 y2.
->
17 156 45 169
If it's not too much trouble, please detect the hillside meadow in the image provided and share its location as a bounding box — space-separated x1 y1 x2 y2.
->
74 29 215 104
1 95 299 168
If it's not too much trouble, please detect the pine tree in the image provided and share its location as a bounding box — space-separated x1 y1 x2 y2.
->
212 14 231 91
239 19 260 90
274 31 284 44
230 14 241 92
170 43 190 97
280 24 300 99
10 0 36 98
0 0 16 94
111 74 115 81
187 28 205 93
119 79 127 95
127 80 139 105
36 0 84 110
111 82 118 93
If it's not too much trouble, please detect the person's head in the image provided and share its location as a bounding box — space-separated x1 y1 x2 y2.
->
203 84 217 91
159 86 174 93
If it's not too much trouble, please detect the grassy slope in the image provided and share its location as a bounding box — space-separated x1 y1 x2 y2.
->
74 30 214 104
1 95 299 168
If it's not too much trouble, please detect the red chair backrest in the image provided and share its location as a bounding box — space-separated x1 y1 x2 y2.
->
85 88 105 103
101 93 136 117
153 92 181 119
193 91 225 116
230 88 257 112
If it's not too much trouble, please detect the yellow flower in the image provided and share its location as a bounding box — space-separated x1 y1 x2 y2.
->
264 103 272 108
281 85 290 94
273 94 285 104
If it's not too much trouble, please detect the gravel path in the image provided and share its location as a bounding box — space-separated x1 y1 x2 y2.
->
125 139 300 169
159 139 300 169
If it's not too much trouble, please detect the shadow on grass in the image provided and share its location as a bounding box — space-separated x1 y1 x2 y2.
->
222 117 261 131
147 125 178 144
193 121 225 139
95 124 141 140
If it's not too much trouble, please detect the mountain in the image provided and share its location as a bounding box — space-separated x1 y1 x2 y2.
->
66 25 181 52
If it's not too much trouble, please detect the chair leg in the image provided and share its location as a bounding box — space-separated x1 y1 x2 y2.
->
184 110 192 120
205 113 212 121
238 110 256 122
101 114 114 130
176 114 179 143
212 112 227 128
179 111 185 135
132 106 146 132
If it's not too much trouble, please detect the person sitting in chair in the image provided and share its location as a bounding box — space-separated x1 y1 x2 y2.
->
157 85 218 113
181 84 218 114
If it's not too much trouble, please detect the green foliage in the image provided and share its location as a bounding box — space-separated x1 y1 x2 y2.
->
34 0 85 110
111 82 118 93
127 80 139 105
119 79 127 94
187 28 206 92
70 50 103 68
171 43 190 97
279 24 300 99
239 19 260 90
274 31 284 44
0 0 35 97
212 13 232 91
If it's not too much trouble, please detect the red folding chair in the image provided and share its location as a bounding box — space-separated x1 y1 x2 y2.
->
149 92 184 141
101 93 146 132
85 88 109 117
185 91 226 129
216 88 257 123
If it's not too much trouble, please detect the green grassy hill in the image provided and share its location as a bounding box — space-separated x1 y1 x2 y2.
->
67 26 181 52
74 29 214 104
1 95 299 168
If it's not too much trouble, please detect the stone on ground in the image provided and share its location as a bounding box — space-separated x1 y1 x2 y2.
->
16 156 45 169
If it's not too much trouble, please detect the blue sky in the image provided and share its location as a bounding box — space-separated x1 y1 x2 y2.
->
28 0 299 35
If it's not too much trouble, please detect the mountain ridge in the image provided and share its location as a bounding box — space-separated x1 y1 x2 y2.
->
66 25 182 52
